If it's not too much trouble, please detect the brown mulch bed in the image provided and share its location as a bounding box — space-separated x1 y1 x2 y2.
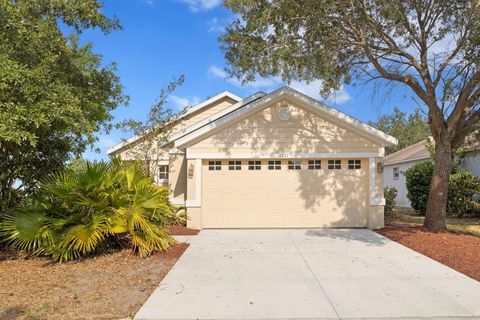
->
377 224 480 282
0 243 188 320
166 225 200 235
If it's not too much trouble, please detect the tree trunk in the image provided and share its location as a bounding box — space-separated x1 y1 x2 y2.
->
424 138 452 231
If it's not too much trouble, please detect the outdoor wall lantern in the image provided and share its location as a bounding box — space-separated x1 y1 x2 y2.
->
377 161 384 173
188 163 195 178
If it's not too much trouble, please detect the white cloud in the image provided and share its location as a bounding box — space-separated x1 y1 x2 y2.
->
289 80 351 104
207 17 226 33
329 87 352 104
177 0 221 11
170 95 201 108
139 0 154 5
289 80 324 99
208 65 281 89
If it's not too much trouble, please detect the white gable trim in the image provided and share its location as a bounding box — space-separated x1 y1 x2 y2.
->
107 91 242 155
174 86 398 149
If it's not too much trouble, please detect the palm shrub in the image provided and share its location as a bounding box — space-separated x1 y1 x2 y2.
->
0 158 176 261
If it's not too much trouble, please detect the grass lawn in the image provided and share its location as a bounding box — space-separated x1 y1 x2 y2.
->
0 243 188 320
392 207 480 237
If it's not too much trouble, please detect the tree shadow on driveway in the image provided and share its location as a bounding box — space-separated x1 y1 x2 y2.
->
304 228 390 246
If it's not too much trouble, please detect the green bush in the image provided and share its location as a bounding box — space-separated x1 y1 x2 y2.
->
405 161 480 217
384 187 397 217
405 161 434 215
0 158 177 261
447 171 480 217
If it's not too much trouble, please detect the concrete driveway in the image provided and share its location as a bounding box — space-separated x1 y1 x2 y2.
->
135 229 480 320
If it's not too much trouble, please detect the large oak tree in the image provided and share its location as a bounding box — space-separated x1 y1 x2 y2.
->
221 0 480 231
0 1 127 213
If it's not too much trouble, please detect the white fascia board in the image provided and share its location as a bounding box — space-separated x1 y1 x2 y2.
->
186 151 384 159
169 92 265 143
107 91 242 155
175 86 398 149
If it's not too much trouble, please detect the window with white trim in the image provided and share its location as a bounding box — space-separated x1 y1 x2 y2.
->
268 160 281 170
348 159 361 170
328 160 341 170
393 167 400 180
228 160 242 170
248 160 261 170
308 160 321 170
288 160 301 170
208 161 222 171
158 165 169 181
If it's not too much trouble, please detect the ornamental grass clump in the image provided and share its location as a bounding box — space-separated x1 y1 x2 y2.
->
0 158 176 261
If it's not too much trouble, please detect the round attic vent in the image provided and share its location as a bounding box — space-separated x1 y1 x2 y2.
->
277 106 292 121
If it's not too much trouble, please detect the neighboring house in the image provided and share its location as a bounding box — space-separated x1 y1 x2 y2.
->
383 140 430 207
383 139 480 208
461 135 480 177
108 87 397 229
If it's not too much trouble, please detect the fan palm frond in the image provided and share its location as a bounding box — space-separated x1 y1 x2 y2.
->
0 209 53 255
2 158 176 261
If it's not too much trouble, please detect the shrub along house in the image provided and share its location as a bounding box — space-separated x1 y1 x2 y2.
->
384 138 480 208
108 87 397 229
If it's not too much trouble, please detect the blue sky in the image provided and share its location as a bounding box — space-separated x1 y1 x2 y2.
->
81 0 421 160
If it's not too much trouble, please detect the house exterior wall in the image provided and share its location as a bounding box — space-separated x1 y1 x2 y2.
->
460 150 480 178
169 153 187 205
180 97 238 129
185 99 386 229
112 91 392 230
113 98 238 204
384 160 426 208
187 101 382 157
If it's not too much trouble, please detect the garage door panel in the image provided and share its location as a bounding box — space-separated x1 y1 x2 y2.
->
201 159 368 228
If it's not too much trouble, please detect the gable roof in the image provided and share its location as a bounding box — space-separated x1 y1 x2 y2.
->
383 139 431 166
175 91 241 121
173 86 398 149
107 91 241 155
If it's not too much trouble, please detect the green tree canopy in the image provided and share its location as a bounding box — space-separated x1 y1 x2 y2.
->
221 0 480 231
369 107 430 154
0 0 128 212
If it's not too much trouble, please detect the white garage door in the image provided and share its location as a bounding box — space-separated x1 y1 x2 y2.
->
201 159 369 228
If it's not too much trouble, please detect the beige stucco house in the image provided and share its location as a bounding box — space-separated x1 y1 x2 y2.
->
108 87 397 229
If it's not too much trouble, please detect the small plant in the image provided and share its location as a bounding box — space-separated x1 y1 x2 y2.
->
384 187 397 217
0 158 176 261
405 161 434 215
447 171 480 218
